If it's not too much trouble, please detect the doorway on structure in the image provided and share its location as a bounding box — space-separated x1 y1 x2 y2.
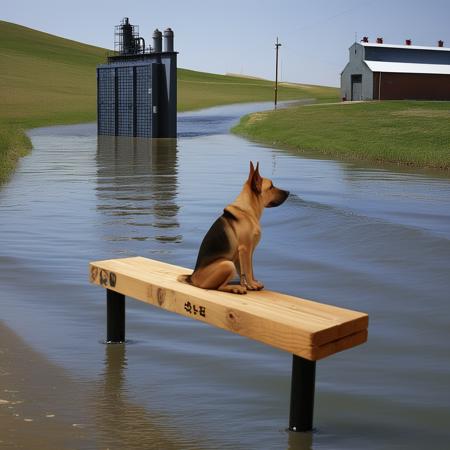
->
351 74 362 101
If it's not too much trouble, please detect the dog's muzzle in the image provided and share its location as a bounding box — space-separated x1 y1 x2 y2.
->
267 190 289 208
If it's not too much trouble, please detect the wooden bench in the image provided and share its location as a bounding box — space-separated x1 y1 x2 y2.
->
89 256 369 432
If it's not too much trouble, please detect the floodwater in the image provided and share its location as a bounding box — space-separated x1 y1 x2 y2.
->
1 101 450 449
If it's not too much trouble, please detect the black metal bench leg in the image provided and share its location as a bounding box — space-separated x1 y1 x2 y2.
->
106 289 125 343
289 354 316 432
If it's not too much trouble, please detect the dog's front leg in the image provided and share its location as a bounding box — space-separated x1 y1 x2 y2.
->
248 247 264 290
238 245 263 290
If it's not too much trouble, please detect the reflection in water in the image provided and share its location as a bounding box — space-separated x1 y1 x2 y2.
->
287 431 313 450
97 343 312 450
96 136 181 246
94 343 203 450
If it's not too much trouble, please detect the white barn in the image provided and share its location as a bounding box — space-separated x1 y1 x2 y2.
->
341 39 450 101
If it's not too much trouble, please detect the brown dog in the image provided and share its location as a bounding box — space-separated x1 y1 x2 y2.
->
181 162 289 294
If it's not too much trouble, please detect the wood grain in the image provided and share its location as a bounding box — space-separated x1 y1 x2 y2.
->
89 257 369 361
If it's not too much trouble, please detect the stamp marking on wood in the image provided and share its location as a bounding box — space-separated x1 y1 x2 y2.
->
184 300 206 318
99 270 109 287
109 272 117 287
90 266 98 283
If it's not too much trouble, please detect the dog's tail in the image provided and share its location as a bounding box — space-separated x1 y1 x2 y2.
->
177 273 193 285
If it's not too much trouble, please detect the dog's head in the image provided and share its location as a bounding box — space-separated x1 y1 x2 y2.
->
247 161 289 208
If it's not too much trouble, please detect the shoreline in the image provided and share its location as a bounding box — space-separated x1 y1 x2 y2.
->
232 100 450 171
0 322 96 449
0 321 205 449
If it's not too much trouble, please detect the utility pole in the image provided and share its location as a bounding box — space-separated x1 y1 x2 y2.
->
274 37 282 109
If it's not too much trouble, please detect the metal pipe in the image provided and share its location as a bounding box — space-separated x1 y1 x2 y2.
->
136 37 145 53
274 37 282 109
107 289 125 343
289 354 316 432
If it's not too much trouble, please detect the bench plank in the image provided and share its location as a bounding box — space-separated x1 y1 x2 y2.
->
89 257 368 361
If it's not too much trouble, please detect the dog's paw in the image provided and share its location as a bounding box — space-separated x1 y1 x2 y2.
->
232 285 248 294
248 280 264 291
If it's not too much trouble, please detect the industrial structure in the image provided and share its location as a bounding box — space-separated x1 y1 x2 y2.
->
341 38 450 101
97 18 177 137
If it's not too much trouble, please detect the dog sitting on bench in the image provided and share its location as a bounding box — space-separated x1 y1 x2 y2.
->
180 162 289 294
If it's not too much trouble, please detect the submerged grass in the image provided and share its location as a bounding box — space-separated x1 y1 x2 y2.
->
0 127 32 182
232 100 450 170
0 20 338 184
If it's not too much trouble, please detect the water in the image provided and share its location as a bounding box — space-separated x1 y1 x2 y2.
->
1 102 450 449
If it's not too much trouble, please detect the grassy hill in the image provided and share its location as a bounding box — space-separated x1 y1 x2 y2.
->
0 20 106 183
0 20 338 183
177 69 338 111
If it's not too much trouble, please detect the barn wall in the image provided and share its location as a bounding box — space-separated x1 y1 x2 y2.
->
340 43 374 100
375 72 450 100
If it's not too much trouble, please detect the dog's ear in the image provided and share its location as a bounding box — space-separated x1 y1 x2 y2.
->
250 162 262 194
248 161 255 182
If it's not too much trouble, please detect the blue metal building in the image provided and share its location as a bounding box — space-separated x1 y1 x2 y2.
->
97 18 177 138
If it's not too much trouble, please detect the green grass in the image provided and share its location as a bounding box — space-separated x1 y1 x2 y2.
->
233 100 450 170
0 20 338 184
0 20 105 183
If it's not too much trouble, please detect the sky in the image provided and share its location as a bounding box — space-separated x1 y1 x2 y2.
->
3 0 450 87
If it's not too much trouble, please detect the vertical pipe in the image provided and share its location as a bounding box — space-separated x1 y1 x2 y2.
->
274 37 280 109
107 289 125 343
289 354 316 432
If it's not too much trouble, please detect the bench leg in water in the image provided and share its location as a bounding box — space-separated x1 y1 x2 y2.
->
106 289 125 343
289 354 316 432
